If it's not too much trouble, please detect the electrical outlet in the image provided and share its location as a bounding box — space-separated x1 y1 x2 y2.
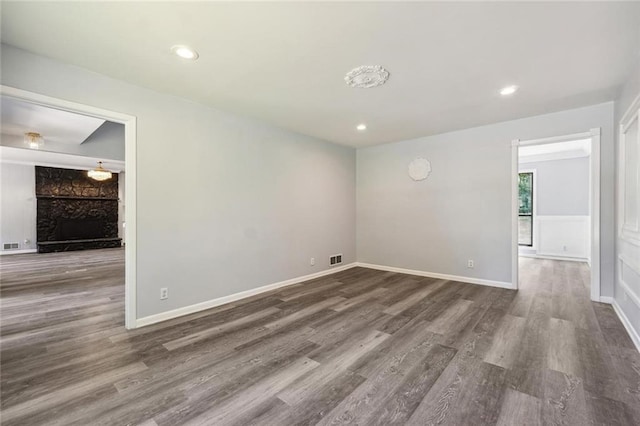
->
467 260 474 268
160 288 168 300
310 257 315 266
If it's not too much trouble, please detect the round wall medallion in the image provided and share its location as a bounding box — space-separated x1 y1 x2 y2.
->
344 65 390 88
408 158 431 181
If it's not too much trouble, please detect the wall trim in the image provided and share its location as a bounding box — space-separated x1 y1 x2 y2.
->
620 91 640 127
355 262 514 289
618 96 640 247
0 249 37 256
590 293 638 353
136 263 357 328
518 253 588 263
519 149 589 164
611 299 640 353
515 131 595 147
618 255 640 309
0 157 126 173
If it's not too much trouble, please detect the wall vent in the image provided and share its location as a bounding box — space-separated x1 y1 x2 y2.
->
3 243 20 250
330 254 343 266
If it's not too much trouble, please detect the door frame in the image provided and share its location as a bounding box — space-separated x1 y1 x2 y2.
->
1 85 138 329
511 128 601 300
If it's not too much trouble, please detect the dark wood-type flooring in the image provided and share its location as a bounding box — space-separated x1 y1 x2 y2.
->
1 249 639 425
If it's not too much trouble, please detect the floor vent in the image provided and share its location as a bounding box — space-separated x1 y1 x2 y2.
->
3 243 20 250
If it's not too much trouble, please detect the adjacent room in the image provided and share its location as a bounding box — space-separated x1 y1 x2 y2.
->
1 2 639 425
0 98 127 353
517 138 594 296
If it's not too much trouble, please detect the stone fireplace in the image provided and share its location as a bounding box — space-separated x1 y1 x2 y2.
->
36 166 122 253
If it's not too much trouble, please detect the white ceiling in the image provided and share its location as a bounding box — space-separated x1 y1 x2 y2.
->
2 2 639 148
519 139 591 164
1 97 105 145
0 146 125 172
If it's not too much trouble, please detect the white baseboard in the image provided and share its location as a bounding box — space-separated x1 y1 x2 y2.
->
611 299 640 353
136 262 357 328
0 249 37 256
518 253 588 263
598 296 614 304
355 262 514 290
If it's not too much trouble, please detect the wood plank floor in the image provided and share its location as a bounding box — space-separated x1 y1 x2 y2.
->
1 249 639 425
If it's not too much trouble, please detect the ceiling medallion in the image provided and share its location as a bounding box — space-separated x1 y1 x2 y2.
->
345 65 390 88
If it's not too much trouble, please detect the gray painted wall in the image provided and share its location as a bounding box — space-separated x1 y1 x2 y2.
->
614 57 640 344
0 43 625 325
0 163 36 252
0 45 356 319
357 102 615 292
520 157 590 216
1 121 125 161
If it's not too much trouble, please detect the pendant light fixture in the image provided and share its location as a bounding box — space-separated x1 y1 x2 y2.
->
24 132 44 149
87 161 113 181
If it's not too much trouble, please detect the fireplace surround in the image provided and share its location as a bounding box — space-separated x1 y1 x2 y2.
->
36 166 122 253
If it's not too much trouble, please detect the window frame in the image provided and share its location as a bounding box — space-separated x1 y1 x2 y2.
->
518 169 536 247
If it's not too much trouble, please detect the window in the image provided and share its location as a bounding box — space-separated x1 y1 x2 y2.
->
518 172 533 246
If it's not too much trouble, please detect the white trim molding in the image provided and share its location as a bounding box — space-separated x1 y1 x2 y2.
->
618 94 640 247
518 149 590 164
518 253 588 263
618 255 640 309
1 85 139 330
135 260 515 328
0 249 37 256
590 127 601 302
512 139 520 289
611 299 640 353
516 131 594 147
355 262 514 290
136 263 358 327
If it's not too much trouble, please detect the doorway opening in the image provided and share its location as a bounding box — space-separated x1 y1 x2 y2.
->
511 129 601 301
0 85 137 329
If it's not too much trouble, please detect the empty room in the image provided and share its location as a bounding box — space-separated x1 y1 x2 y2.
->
1 2 639 425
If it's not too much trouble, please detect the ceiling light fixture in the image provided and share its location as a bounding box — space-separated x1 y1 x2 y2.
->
356 124 367 131
171 45 199 60
24 132 44 149
500 85 519 96
345 65 390 88
88 161 113 181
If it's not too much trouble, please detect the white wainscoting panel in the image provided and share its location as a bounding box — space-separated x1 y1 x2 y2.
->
620 108 640 246
536 215 589 259
619 255 640 309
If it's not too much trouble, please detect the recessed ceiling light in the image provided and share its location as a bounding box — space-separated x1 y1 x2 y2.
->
500 85 518 96
356 124 367 131
171 45 199 60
